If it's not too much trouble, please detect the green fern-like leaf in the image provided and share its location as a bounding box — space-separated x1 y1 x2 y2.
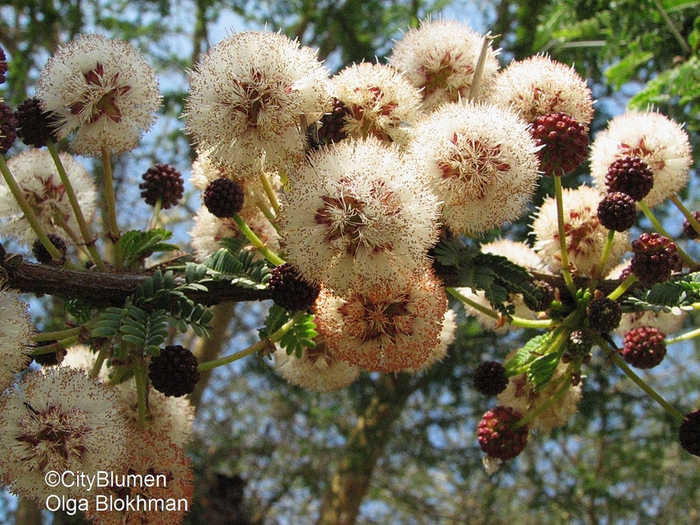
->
65 298 93 324
132 269 214 337
259 305 317 357
279 313 317 358
259 304 292 340
433 238 481 267
197 244 271 289
623 272 700 313
505 332 554 375
527 351 562 392
473 253 540 305
116 306 168 355
92 306 126 339
169 296 213 337
118 229 178 269
433 240 537 316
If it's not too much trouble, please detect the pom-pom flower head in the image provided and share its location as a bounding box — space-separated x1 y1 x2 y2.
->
408 102 540 235
389 19 500 110
148 345 200 398
331 62 422 144
590 111 692 208
273 337 361 392
0 290 34 392
185 31 331 178
531 112 589 176
36 33 160 155
604 156 654 201
532 186 629 277
477 405 529 461
14 98 60 148
630 232 682 286
313 270 447 373
0 149 96 246
0 102 16 154
268 262 321 312
622 326 667 369
679 409 700 457
280 137 439 294
0 46 7 84
85 430 193 525
488 55 594 126
139 163 184 209
0 367 129 502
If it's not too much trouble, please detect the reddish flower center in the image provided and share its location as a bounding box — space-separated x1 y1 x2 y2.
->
556 208 600 256
350 86 398 139
420 51 472 101
521 87 564 121
69 62 131 124
23 175 67 217
340 293 414 342
17 406 88 469
438 133 510 198
618 138 665 171
314 182 398 256
229 70 290 127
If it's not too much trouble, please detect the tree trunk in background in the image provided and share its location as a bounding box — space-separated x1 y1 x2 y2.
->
315 374 419 525
189 302 237 408
14 499 43 525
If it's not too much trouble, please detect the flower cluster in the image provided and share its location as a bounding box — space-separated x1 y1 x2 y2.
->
1 14 700 521
37 34 161 155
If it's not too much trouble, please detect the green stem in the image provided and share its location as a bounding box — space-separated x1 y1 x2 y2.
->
639 199 696 269
607 273 638 301
513 368 573 429
256 198 280 232
670 194 700 238
447 287 555 328
51 211 91 260
149 198 163 230
90 343 110 379
30 335 80 354
47 141 106 271
510 316 558 329
197 311 304 372
554 176 577 297
34 325 85 342
0 155 63 261
132 356 150 427
590 229 616 290
447 287 499 319
260 170 280 214
232 213 284 266
101 147 122 267
666 326 700 346
601 339 685 422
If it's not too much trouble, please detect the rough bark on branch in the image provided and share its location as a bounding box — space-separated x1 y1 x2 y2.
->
2 252 631 308
1 255 272 306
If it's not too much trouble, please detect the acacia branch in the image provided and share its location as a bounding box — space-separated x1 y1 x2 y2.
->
2 252 640 308
2 255 271 306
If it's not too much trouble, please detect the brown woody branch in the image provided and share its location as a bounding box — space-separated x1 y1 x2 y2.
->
2 251 636 309
2 255 272 306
